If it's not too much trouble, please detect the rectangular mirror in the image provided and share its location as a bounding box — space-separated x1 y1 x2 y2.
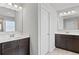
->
57 6 79 31
0 7 16 32
63 16 79 30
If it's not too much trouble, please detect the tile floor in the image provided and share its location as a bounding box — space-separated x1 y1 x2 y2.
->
47 48 79 55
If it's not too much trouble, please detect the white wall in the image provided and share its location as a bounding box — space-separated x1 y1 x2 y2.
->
51 3 79 11
15 10 23 32
50 6 58 52
58 16 64 30
22 3 38 55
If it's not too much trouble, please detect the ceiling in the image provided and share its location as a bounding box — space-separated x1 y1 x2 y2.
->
51 3 79 11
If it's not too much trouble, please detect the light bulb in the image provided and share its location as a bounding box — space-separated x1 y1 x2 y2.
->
63 12 67 15
67 11 71 14
19 7 22 9
8 3 12 6
71 10 76 13
14 4 18 8
59 13 63 16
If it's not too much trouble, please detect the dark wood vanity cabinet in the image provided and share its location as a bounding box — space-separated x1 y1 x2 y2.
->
18 38 30 55
55 34 67 49
0 37 30 55
55 34 79 53
0 44 2 55
2 40 19 55
66 36 79 53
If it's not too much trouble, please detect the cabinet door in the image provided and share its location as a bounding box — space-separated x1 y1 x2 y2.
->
2 40 19 55
72 38 79 53
18 38 30 55
55 34 67 49
67 35 79 53
66 37 73 51
0 43 2 55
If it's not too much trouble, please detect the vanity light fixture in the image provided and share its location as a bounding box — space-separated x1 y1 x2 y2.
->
7 3 23 10
59 12 67 16
59 10 76 16
8 3 12 6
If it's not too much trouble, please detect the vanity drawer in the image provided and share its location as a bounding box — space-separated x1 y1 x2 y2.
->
2 48 19 55
67 35 79 39
2 40 19 50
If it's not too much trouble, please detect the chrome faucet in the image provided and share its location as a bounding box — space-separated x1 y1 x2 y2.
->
10 34 15 37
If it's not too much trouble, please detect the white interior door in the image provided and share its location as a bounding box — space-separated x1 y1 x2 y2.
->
40 8 50 55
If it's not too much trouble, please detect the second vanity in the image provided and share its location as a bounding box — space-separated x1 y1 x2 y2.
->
0 32 30 55
55 32 79 53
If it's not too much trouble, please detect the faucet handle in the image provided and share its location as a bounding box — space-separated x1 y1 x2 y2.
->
10 34 14 37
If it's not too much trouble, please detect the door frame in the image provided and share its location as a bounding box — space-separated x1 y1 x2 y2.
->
38 4 50 55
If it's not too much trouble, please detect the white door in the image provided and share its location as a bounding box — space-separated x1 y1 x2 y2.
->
40 8 50 55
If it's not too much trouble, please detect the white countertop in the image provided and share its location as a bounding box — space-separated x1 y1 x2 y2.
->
55 32 79 36
0 32 30 43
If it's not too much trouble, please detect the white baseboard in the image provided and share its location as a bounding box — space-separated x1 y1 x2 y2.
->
48 47 56 53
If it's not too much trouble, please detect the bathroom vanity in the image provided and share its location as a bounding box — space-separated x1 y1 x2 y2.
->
0 4 31 55
0 33 30 55
55 33 79 53
56 5 79 53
